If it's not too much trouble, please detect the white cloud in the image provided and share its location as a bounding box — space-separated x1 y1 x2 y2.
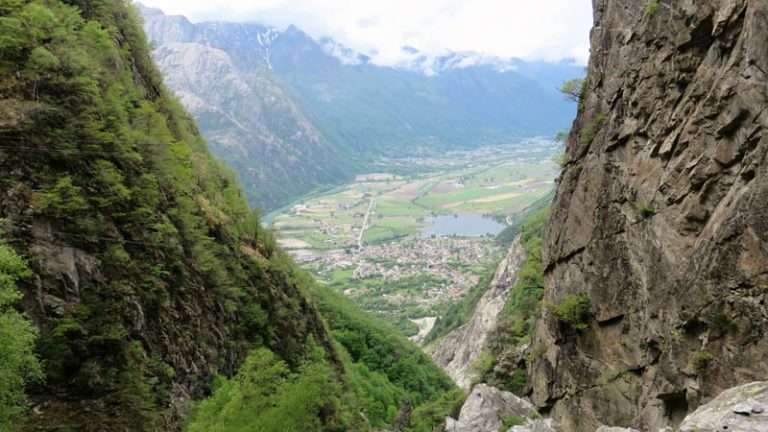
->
138 0 593 65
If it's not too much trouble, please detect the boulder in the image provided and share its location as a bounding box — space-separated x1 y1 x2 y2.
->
446 384 561 432
446 384 535 432
678 382 768 432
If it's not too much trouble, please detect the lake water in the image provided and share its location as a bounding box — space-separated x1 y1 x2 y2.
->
420 213 506 237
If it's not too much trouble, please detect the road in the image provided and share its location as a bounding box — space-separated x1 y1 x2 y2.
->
357 198 374 248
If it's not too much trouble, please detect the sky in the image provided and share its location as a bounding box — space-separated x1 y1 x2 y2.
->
139 0 594 66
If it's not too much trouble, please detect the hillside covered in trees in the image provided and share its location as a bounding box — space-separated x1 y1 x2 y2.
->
0 0 458 430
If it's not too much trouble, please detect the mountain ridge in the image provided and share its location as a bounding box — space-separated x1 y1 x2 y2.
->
138 2 584 76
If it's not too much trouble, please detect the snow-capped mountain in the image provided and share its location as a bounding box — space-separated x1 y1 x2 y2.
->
392 47 521 76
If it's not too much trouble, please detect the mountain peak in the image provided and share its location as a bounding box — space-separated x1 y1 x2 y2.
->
134 2 163 16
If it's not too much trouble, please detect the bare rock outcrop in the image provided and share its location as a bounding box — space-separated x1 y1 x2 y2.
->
446 384 559 432
445 382 768 432
529 0 768 431
678 381 768 432
429 237 526 388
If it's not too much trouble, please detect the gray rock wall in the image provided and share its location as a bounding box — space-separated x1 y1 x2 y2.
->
529 1 768 431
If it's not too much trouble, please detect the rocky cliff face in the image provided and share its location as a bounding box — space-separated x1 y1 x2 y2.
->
529 1 768 431
429 238 525 388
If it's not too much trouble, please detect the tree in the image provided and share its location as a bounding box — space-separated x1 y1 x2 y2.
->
0 236 43 430
0 16 25 61
558 78 585 103
187 346 342 432
34 176 89 218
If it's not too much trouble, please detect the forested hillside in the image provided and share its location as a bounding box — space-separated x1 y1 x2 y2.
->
185 265 460 432
0 1 457 430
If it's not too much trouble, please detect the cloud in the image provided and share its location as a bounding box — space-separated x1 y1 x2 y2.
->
138 0 593 65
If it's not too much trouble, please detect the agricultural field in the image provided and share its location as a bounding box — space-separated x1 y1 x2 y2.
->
273 140 558 250
271 140 560 338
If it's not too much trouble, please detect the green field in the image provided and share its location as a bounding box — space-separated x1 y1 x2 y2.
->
273 142 558 250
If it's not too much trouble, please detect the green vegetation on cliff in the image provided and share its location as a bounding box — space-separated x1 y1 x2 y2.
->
188 343 351 432
311 283 455 404
185 268 460 431
545 292 592 333
490 207 548 349
423 194 553 345
481 206 549 392
494 191 554 249
0 235 42 429
423 266 498 345
2 0 339 427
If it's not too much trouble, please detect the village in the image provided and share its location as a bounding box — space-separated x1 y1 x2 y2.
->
303 235 502 313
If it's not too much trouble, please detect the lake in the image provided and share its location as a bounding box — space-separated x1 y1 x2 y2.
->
420 213 506 237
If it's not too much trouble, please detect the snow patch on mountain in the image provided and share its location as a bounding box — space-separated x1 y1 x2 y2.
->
377 46 520 75
319 38 369 66
256 28 280 68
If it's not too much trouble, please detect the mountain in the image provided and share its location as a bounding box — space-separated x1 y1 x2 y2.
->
4 0 767 431
140 5 348 211
528 0 768 430
0 1 457 430
139 5 582 210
